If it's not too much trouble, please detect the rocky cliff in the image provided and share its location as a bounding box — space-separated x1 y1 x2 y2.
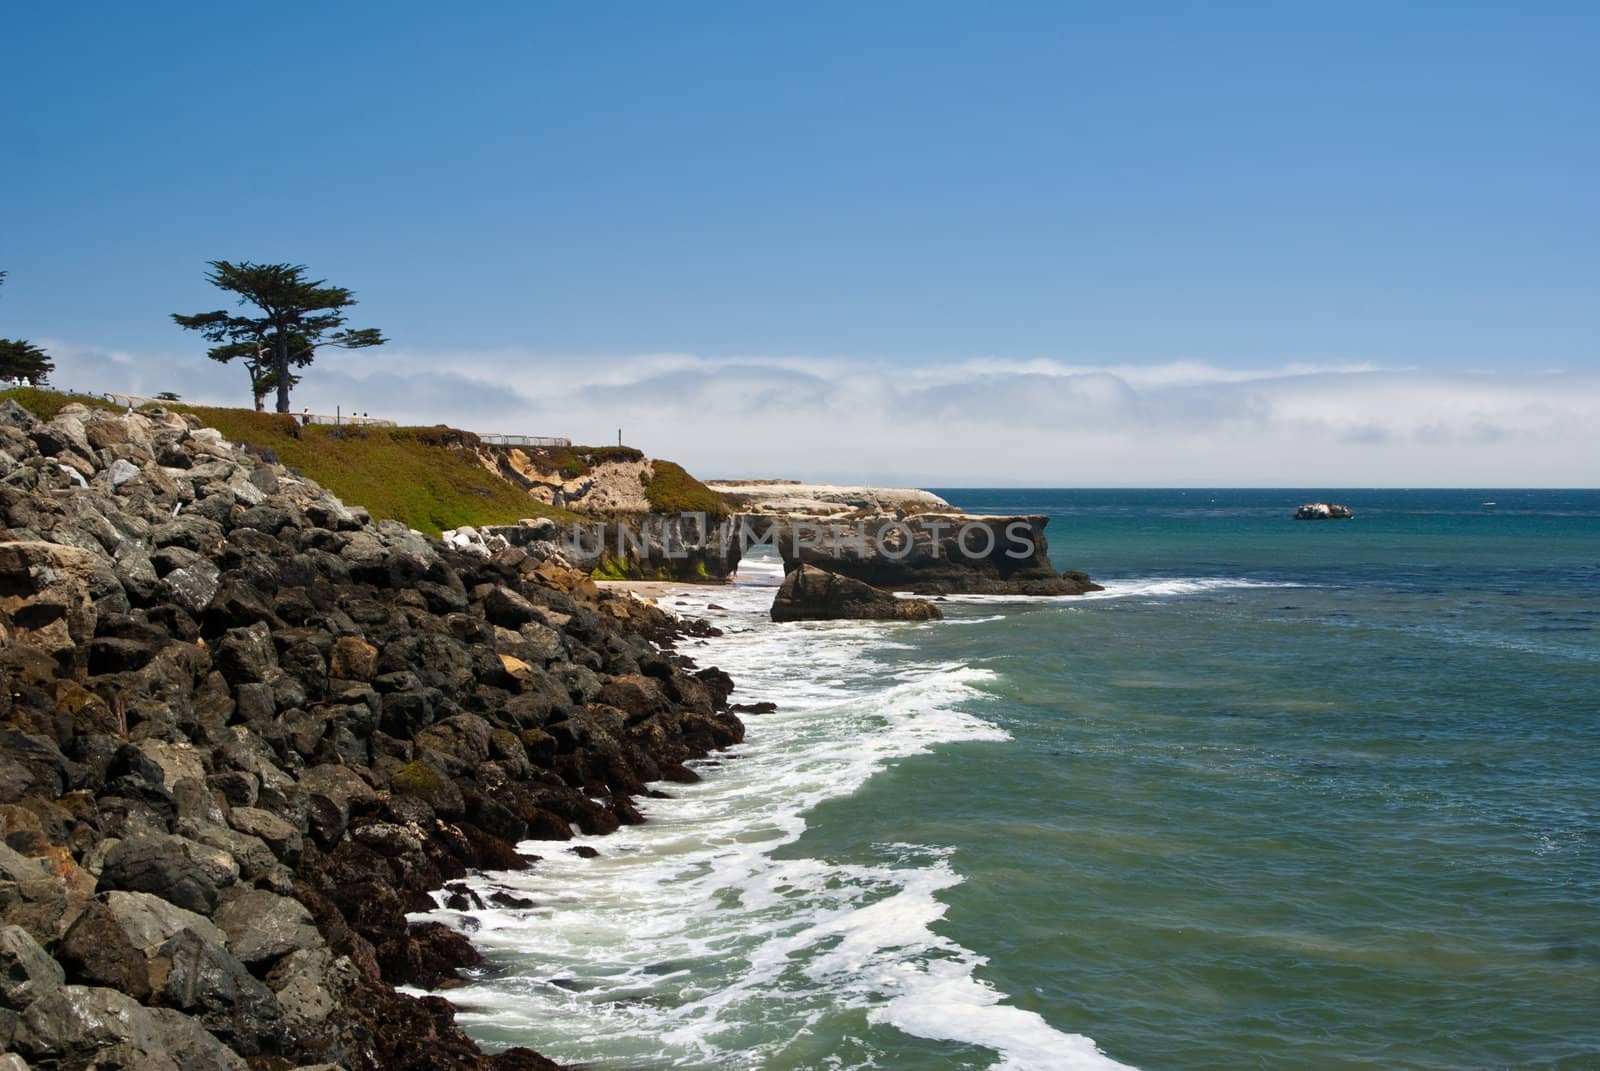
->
0 398 743 1070
742 512 1101 596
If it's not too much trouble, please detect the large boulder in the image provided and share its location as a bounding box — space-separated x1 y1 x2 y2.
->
0 841 75 944
97 834 238 915
12 984 184 1070
0 923 64 1009
0 541 103 677
152 927 280 1055
770 564 943 623
213 890 322 967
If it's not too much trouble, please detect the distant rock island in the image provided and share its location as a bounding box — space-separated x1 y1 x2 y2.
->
1295 502 1354 520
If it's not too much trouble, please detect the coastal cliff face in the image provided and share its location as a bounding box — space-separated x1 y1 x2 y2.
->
468 476 1101 595
0 399 742 1071
749 512 1103 596
482 444 656 514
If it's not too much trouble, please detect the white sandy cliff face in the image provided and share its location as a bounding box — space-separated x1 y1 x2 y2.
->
497 449 656 513
705 480 951 517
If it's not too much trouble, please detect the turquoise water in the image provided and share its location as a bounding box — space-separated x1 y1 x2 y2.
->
428 490 1600 1070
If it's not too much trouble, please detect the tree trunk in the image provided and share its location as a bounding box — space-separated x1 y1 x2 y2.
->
274 327 292 413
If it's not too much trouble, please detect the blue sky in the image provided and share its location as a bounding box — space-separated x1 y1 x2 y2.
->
4 3 1598 483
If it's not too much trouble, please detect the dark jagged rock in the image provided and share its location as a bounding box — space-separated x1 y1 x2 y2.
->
98 833 237 915
771 564 944 623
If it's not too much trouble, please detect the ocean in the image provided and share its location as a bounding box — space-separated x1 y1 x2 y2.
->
416 489 1600 1070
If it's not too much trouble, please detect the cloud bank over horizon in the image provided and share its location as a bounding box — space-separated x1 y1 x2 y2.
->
40 340 1598 488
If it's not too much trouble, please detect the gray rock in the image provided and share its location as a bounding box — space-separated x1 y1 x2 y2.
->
98 833 238 915
105 458 142 488
101 890 229 954
145 1006 249 1071
294 764 379 821
519 620 565 661
172 778 229 826
154 928 279 1055
0 924 64 1009
13 984 181 1071
136 739 209 791
0 842 70 945
213 890 322 966
483 585 539 628
266 947 340 1025
161 559 222 616
0 399 39 431
351 821 425 858
225 807 302 865
175 820 279 885
57 897 153 1000
214 622 277 685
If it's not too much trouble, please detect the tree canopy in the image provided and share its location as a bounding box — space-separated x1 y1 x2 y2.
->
0 270 55 386
172 261 384 413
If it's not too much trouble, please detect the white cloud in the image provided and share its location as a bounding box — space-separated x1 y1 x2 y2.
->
39 340 1600 487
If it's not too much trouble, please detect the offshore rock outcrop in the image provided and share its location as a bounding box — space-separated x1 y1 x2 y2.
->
1294 502 1353 520
0 398 742 1070
770 564 943 623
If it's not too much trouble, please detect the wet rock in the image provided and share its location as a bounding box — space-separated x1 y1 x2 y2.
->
153 927 280 1055
388 760 464 819
12 984 182 1070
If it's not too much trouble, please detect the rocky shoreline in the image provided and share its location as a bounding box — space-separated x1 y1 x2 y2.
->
0 399 744 1070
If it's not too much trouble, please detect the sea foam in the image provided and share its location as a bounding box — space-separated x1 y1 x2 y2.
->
413 579 1132 1069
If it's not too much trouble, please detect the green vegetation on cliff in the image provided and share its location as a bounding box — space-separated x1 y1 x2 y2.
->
2 390 576 537
1 387 119 420
515 444 646 480
4 391 727 535
169 406 580 536
644 459 729 517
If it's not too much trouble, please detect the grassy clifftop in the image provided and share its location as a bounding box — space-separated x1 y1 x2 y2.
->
4 390 728 536
167 406 582 537
2 390 578 537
